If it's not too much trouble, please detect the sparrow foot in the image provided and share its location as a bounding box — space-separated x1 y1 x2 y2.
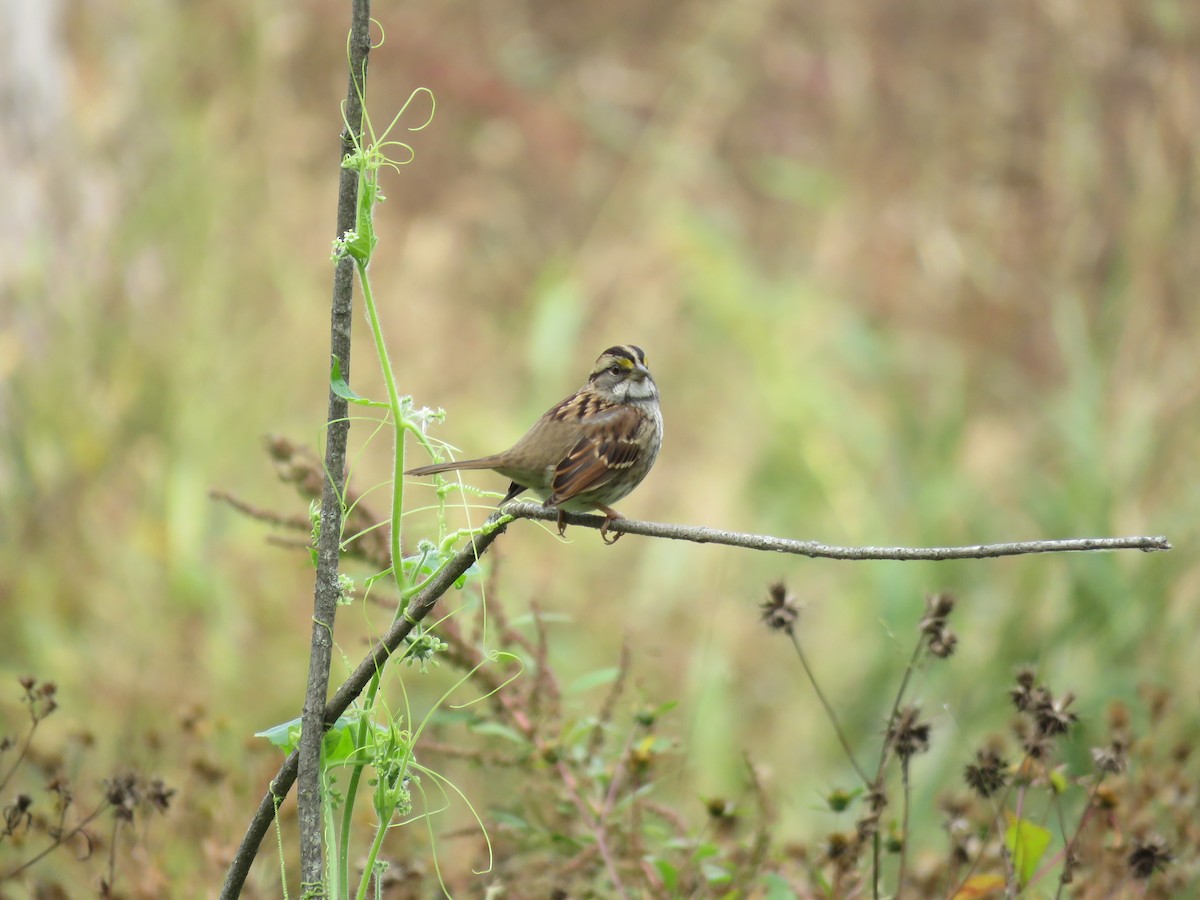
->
595 505 624 545
546 503 625 544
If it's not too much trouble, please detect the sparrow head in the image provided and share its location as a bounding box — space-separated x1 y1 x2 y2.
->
587 345 656 402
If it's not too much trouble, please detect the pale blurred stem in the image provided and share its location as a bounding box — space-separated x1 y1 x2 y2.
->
875 639 925 775
338 703 371 897
787 631 870 785
871 635 926 900
896 758 912 898
0 718 39 793
106 816 120 893
355 791 398 900
950 769 1023 897
1009 783 1027 894
555 759 629 897
994 807 1012 884
338 660 391 897
978 781 1028 897
297 0 371 891
1049 778 1105 899
355 249 406 577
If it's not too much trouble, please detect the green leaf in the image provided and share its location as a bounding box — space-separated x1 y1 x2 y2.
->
255 717 303 750
567 667 620 694
635 700 678 727
453 560 482 589
329 357 385 406
1004 813 1052 886
395 550 480 589
701 861 732 884
652 858 678 892
255 712 382 762
323 721 360 764
761 872 799 900
1048 767 1069 794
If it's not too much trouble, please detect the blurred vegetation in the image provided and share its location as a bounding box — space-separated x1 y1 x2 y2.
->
1 0 1197 896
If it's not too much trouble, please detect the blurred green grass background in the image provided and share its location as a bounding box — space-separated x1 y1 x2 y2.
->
1 0 1197 892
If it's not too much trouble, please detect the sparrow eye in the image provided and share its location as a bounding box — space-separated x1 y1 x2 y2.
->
608 364 622 375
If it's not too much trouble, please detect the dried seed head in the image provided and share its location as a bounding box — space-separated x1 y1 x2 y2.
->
825 831 860 872
705 797 736 820
704 796 738 835
888 705 931 761
104 773 140 822
928 630 958 659
760 581 801 634
1128 836 1172 879
964 747 1008 798
1022 734 1051 762
1095 783 1120 810
1009 666 1038 711
1034 691 1078 738
920 593 956 633
146 778 175 813
1091 741 1128 775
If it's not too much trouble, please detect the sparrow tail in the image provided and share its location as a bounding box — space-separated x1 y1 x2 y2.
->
405 456 501 477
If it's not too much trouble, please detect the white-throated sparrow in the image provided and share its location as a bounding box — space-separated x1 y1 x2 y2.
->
407 345 662 543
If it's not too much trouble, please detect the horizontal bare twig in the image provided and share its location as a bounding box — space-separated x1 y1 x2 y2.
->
500 502 1172 560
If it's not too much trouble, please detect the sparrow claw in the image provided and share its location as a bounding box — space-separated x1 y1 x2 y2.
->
547 503 624 544
597 505 624 545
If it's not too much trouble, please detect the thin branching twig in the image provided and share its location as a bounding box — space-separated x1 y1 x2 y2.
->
501 502 1171 560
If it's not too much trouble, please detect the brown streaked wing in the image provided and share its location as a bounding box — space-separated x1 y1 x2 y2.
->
547 403 644 504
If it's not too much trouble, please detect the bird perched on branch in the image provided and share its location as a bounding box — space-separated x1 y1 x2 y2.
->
406 345 662 543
